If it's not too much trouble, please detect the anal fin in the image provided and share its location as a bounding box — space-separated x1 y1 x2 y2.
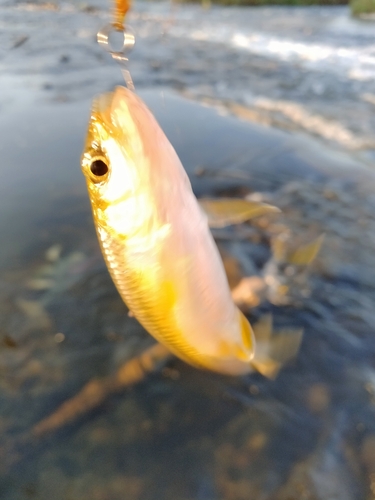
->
251 314 303 379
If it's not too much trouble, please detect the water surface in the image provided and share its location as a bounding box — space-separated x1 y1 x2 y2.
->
1 88 375 499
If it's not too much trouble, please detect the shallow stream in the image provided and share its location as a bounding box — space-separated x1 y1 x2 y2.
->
1 2 375 499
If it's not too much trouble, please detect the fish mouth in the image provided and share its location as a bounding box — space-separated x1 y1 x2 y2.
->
92 91 115 116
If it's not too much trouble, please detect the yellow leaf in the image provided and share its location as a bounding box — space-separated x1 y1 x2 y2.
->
288 234 325 266
199 198 280 228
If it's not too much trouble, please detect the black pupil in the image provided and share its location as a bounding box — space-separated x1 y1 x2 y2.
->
90 159 108 177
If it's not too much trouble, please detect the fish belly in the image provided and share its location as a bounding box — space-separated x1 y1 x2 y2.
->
97 214 253 375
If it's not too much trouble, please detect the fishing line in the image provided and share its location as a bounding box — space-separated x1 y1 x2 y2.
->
97 0 135 90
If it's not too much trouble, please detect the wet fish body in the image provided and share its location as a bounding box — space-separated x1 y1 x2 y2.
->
81 86 256 375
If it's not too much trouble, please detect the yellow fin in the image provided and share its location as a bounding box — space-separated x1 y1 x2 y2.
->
251 358 281 379
240 310 254 352
251 314 303 379
287 234 325 266
199 198 280 228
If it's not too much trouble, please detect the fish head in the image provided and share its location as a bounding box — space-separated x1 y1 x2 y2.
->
81 87 153 237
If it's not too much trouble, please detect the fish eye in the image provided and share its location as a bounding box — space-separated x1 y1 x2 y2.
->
90 158 109 177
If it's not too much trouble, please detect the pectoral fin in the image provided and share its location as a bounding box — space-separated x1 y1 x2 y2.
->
250 314 303 378
199 198 280 228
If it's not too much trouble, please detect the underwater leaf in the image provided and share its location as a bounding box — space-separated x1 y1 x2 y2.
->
272 236 289 262
16 299 52 330
199 198 280 228
45 244 62 263
288 234 325 266
231 276 266 308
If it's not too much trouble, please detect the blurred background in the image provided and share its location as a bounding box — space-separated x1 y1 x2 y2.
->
1 0 375 499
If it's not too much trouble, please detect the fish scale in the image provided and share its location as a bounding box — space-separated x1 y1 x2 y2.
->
98 226 207 367
81 86 257 376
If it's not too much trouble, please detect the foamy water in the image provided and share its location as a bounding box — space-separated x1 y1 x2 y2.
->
149 6 375 81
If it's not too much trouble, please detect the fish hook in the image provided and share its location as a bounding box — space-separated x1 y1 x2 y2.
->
97 23 135 91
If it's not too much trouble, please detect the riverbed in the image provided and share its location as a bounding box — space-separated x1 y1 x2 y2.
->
1 2 375 499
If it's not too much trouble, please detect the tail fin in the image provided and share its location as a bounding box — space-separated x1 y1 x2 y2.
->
250 315 303 378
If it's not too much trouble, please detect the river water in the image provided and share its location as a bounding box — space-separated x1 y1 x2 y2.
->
1 1 375 152
1 2 375 499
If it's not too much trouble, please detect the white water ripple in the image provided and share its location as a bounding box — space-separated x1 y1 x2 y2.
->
167 13 375 81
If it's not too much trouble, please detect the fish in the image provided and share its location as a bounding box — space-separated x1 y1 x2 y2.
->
81 86 289 376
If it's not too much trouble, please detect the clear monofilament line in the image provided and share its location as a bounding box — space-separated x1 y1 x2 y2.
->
97 23 135 90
